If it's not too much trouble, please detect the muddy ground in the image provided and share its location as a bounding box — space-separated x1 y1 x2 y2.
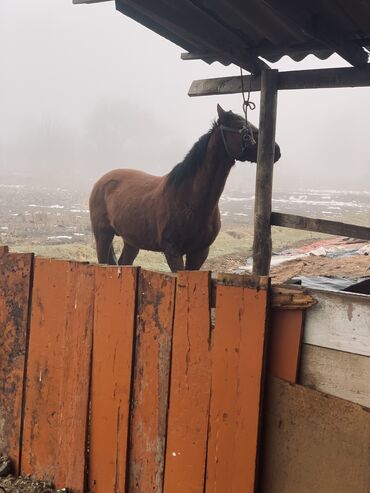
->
0 457 67 493
0 477 67 493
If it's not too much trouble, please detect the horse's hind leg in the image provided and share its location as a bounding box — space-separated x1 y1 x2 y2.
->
164 252 184 272
94 227 117 265
118 243 139 266
185 247 209 270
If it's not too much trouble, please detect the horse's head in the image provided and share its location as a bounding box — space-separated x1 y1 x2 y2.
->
216 104 281 164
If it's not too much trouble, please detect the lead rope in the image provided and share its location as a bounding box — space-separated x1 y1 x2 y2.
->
240 67 256 143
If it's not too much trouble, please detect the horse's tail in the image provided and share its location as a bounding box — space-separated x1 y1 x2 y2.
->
89 176 117 264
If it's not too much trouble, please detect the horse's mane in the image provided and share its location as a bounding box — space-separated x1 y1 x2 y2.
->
167 121 217 186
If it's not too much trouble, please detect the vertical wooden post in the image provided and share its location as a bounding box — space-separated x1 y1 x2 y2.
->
253 69 279 276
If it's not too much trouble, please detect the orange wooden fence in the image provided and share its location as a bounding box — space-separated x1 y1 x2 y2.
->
0 250 304 493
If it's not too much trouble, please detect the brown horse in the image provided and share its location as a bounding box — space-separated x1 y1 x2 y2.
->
89 104 281 271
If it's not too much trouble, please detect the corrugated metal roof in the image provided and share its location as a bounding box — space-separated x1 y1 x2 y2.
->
115 0 370 72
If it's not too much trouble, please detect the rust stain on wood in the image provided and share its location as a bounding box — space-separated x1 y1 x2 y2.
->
217 273 269 290
163 271 212 493
210 279 314 310
0 253 33 473
0 245 9 256
21 258 94 493
268 309 304 383
127 269 176 493
271 285 317 309
89 266 138 493
205 280 269 493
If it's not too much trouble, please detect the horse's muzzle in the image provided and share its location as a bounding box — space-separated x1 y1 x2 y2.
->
274 144 281 162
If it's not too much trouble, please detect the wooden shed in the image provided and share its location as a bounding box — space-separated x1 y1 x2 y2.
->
0 2 369 492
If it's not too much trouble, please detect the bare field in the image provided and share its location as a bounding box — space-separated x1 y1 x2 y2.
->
7 223 328 274
1 183 369 278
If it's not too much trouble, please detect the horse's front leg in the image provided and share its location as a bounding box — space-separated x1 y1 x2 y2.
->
164 250 184 272
185 247 209 270
118 242 139 266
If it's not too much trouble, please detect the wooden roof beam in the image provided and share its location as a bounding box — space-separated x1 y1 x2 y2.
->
72 0 113 4
188 65 370 96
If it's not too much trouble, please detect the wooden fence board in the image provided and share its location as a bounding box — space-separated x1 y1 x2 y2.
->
261 377 370 493
0 253 33 473
21 259 94 493
163 271 211 493
205 277 269 493
271 212 370 241
300 344 370 408
89 266 138 493
268 309 303 383
127 270 176 493
303 289 370 356
0 245 9 255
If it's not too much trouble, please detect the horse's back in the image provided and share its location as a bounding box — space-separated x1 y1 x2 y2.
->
90 169 162 206
89 168 166 249
92 168 161 191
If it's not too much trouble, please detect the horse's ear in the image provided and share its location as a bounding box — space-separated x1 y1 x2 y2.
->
217 104 227 123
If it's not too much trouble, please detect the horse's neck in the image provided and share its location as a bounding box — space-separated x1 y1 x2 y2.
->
189 134 233 213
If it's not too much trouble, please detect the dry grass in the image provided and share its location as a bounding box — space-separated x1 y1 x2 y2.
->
10 225 328 273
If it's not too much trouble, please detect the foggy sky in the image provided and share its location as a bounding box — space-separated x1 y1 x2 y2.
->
1 0 369 192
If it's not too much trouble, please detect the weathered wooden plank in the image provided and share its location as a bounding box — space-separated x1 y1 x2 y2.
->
268 309 303 383
205 275 269 493
163 271 211 493
261 377 370 493
0 245 9 255
271 212 370 241
303 289 370 357
0 253 33 473
127 270 176 493
300 344 370 408
210 280 316 310
217 273 269 289
270 285 317 309
253 69 279 276
188 65 370 96
21 259 94 493
89 266 138 493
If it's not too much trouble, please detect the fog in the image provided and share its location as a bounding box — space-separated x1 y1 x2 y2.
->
1 0 369 192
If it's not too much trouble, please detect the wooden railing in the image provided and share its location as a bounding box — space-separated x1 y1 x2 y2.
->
0 250 311 492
